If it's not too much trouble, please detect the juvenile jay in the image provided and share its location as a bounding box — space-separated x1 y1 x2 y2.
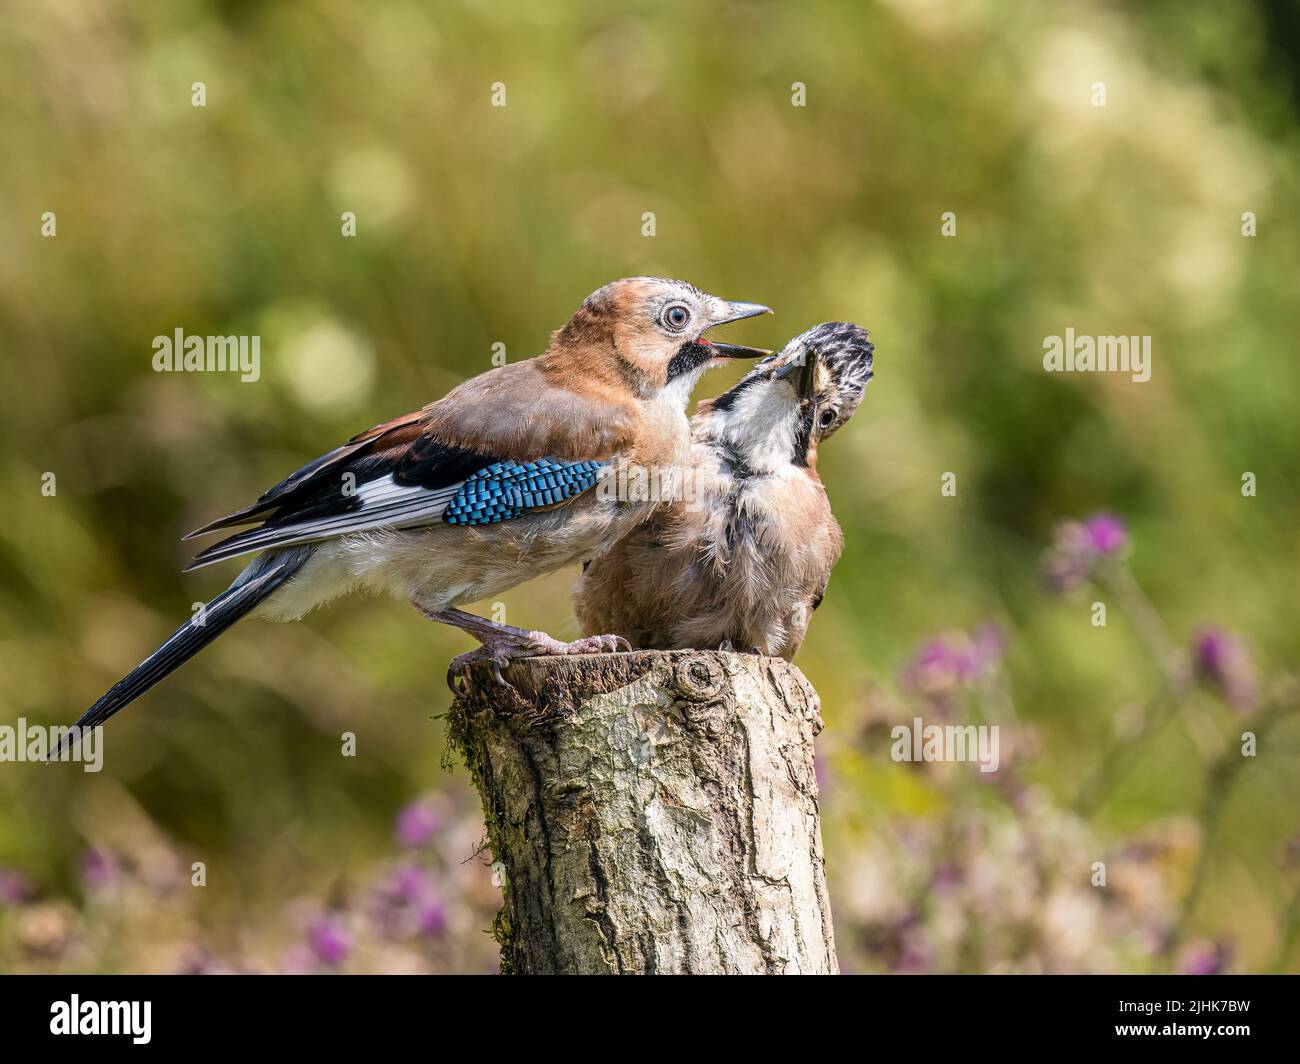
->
65 278 771 743
573 321 874 660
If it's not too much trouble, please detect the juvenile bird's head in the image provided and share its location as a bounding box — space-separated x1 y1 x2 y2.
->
697 321 874 473
547 277 772 405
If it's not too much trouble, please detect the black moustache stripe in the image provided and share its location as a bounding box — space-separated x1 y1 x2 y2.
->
666 341 715 382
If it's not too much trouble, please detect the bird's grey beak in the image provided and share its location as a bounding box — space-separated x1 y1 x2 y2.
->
773 346 819 397
712 300 772 326
797 346 819 397
703 300 773 358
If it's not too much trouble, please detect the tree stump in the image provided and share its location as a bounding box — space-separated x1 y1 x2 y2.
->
446 649 838 974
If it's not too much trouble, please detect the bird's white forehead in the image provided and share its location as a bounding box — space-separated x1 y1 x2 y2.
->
623 276 705 299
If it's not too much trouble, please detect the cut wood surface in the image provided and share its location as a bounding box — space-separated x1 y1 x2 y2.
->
447 649 838 974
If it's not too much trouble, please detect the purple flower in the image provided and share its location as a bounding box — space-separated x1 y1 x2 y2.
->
902 628 1003 696
307 914 351 967
367 863 443 941
1043 513 1129 592
389 863 435 904
914 639 958 674
417 900 448 937
1083 513 1127 556
394 798 441 848
79 847 121 892
905 638 970 693
1193 626 1258 710
0 868 32 906
1179 940 1230 975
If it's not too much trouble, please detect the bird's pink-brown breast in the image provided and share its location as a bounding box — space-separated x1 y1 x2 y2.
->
574 452 843 659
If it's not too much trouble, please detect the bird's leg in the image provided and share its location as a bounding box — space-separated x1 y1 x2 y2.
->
412 603 632 692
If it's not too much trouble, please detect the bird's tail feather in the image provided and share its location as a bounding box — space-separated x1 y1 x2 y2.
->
54 546 313 759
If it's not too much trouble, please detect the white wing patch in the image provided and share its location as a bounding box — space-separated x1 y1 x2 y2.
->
186 475 461 570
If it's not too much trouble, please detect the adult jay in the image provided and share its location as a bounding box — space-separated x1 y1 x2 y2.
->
62 278 771 748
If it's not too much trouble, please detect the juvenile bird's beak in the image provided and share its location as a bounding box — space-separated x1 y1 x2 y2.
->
773 346 820 397
703 299 773 358
797 345 819 397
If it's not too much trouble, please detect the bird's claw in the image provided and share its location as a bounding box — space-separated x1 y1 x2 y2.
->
558 633 632 655
488 655 516 691
446 648 516 695
446 661 472 696
445 630 631 697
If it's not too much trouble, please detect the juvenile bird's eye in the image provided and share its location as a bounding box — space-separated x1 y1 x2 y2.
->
818 408 837 430
662 304 691 331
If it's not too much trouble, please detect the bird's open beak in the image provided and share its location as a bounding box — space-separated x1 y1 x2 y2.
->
773 346 820 397
703 300 773 358
706 340 772 358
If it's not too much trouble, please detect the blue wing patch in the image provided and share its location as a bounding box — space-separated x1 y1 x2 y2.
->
443 459 607 525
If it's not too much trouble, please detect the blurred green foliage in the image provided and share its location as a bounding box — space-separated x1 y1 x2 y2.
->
1 0 1298 972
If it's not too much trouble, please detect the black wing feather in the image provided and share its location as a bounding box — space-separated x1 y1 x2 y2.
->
183 435 506 570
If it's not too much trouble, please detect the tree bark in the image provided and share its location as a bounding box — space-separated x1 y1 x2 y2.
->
446 649 838 974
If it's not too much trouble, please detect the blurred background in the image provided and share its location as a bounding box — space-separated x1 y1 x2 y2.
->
1 0 1298 974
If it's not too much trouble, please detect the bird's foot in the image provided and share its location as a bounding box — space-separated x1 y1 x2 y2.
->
717 639 762 654
445 630 632 694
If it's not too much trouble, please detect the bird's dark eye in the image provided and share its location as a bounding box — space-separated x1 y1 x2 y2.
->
662 304 691 331
818 408 837 429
